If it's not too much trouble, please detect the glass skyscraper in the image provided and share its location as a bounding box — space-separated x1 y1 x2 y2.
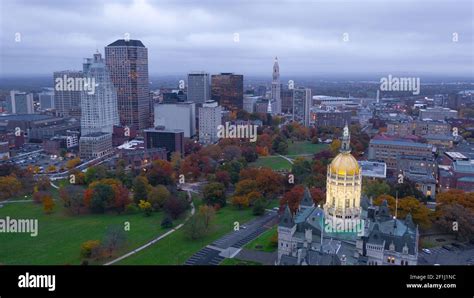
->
105 39 150 130
211 73 243 111
80 52 119 136
187 71 210 104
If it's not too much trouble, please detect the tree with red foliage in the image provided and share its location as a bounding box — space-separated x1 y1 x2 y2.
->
309 187 325 205
215 170 231 188
280 184 305 213
147 159 174 186
184 139 202 155
113 185 131 214
181 153 201 180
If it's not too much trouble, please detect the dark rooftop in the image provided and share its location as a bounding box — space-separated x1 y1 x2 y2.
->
0 114 55 121
107 39 145 47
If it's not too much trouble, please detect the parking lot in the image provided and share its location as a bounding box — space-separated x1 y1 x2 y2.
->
3 144 73 174
418 243 474 265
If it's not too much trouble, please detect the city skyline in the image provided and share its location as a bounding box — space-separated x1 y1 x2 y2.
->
0 0 473 77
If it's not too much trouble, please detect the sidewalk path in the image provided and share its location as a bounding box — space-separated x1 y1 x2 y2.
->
104 191 196 265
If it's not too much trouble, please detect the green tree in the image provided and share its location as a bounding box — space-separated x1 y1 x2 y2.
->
133 176 150 204
291 158 312 184
202 182 227 207
184 215 207 240
363 179 390 199
252 198 266 215
90 184 114 213
147 185 170 211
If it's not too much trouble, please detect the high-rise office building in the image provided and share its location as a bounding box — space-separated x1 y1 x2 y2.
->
281 89 293 114
187 72 210 104
144 128 184 159
38 91 55 110
53 70 83 118
293 87 311 126
80 52 119 136
198 101 222 144
105 39 150 130
154 102 196 138
211 73 243 111
271 57 281 114
8 91 34 114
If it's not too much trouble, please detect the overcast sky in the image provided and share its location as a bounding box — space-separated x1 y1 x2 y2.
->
0 0 473 78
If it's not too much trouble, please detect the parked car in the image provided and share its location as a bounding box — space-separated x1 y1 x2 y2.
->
422 248 431 254
442 245 454 251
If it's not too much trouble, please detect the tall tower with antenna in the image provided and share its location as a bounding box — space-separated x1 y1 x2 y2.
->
271 57 281 114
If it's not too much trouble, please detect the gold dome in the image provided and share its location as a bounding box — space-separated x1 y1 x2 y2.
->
329 152 360 176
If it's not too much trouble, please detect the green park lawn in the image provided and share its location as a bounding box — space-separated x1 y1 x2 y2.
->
286 141 328 157
117 202 257 265
249 141 328 171
249 156 292 171
0 201 178 265
244 225 278 253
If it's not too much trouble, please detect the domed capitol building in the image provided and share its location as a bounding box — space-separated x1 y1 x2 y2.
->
277 124 419 265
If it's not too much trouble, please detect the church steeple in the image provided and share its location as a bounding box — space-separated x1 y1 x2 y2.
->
340 123 351 153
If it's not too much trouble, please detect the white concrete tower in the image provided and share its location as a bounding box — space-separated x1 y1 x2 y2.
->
271 57 281 114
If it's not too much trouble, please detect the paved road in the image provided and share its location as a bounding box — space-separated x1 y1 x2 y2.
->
418 244 474 265
277 154 294 165
184 210 278 265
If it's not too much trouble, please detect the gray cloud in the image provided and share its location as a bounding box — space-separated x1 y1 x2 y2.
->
0 0 472 77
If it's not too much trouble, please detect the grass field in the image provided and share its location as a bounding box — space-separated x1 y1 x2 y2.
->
117 203 257 265
0 201 181 265
286 141 328 157
244 225 278 253
249 156 292 171
249 141 328 171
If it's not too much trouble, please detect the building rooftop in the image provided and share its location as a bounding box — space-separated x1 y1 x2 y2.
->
81 132 110 138
453 160 474 174
458 176 474 182
117 140 144 150
444 151 469 161
0 114 54 121
359 161 387 178
144 127 184 134
424 134 454 141
370 138 433 149
107 39 145 47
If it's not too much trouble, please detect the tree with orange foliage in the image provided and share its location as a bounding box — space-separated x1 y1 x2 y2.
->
434 189 474 241
256 146 269 156
436 189 474 212
234 179 258 196
255 168 285 199
43 195 55 214
257 133 272 153
374 194 431 229
231 195 249 209
83 188 94 208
